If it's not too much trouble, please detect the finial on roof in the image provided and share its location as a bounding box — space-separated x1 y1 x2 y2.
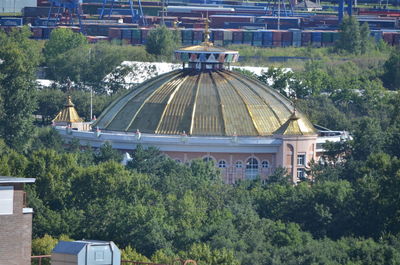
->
202 12 213 47
66 95 74 107
290 94 299 120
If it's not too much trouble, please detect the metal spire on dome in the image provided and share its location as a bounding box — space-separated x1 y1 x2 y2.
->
174 14 239 69
290 96 299 120
202 13 213 47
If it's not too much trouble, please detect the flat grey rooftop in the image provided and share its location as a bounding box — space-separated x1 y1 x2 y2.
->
0 177 35 184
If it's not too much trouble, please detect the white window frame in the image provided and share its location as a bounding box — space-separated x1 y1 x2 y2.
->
0 186 14 215
245 158 259 180
297 168 305 179
297 154 306 166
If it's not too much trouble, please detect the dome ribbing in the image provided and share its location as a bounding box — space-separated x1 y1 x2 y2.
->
92 69 315 136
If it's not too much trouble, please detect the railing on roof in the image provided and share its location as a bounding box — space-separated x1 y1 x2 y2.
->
31 255 51 265
122 259 197 265
31 256 197 265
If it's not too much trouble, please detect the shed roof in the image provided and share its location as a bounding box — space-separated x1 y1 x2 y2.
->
52 241 87 255
0 177 35 184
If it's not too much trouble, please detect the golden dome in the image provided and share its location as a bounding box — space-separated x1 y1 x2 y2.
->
93 69 315 136
53 96 83 123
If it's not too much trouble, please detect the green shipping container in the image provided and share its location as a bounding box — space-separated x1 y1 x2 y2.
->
322 32 332 43
223 40 232 46
243 31 253 42
182 30 193 40
253 40 262 46
132 29 140 39
332 32 340 42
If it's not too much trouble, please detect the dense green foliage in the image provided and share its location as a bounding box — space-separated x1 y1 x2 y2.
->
1 134 400 264
43 28 153 94
382 48 400 90
0 27 41 151
1 26 400 265
146 25 181 58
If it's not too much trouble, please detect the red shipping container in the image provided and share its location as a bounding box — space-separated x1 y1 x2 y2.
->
210 15 253 28
383 32 394 45
108 28 121 39
180 17 204 23
272 31 282 42
32 27 43 38
272 41 281 47
393 33 400 46
193 23 205 29
281 31 292 42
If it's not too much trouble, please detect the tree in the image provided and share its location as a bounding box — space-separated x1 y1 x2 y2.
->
265 167 291 185
258 68 293 97
0 27 41 151
360 22 373 54
335 16 361 54
44 28 87 64
180 243 240 265
35 88 65 124
352 117 384 161
146 26 180 57
382 48 400 90
94 141 123 164
121 246 151 262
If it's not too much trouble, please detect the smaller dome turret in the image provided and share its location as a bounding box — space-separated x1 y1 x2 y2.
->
273 111 316 136
53 96 83 124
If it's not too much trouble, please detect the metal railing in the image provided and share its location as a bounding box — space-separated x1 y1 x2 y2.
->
122 259 197 265
31 255 51 265
31 256 196 265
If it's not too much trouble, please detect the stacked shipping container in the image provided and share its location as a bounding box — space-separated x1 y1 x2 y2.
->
24 25 400 48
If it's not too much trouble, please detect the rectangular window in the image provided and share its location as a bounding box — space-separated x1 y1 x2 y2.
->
0 186 14 215
297 168 305 179
297 154 306 166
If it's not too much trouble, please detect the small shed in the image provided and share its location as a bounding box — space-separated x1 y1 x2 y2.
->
52 240 121 265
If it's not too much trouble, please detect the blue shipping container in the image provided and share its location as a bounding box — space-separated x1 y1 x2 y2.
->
253 31 263 41
311 32 322 42
0 17 23 26
262 31 273 42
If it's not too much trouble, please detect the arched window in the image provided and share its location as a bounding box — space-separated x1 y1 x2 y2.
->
175 159 181 163
245 158 259 180
235 161 243 168
218 160 226 168
262 160 269 168
203 156 215 165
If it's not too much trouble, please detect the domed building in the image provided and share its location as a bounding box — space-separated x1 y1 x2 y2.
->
55 27 346 183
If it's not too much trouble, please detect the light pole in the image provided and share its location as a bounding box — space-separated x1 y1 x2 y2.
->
277 0 281 30
88 47 93 121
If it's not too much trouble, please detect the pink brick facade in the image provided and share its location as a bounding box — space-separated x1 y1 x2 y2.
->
165 151 277 183
0 181 34 265
163 135 318 184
